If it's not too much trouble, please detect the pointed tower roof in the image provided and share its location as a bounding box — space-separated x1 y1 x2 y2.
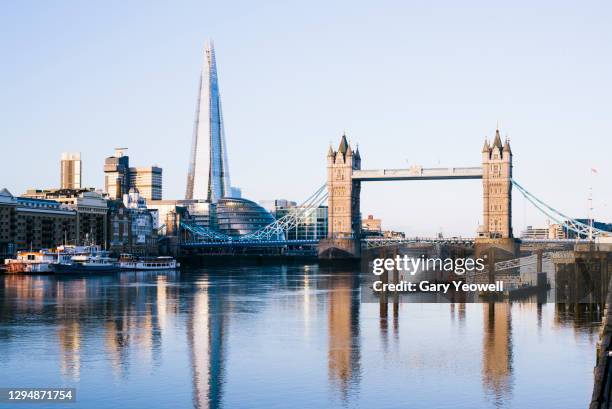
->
482 137 490 153
338 133 349 155
327 144 334 156
503 136 512 154
492 129 503 148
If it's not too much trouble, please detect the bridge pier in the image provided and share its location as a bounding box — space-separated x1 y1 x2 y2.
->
318 238 361 259
474 238 521 262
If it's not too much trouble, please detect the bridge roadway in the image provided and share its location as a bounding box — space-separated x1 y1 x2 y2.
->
181 239 319 248
352 166 483 181
181 237 590 249
361 237 590 249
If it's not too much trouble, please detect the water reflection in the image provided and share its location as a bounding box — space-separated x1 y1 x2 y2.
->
0 266 602 409
482 303 513 405
188 279 226 409
326 272 360 402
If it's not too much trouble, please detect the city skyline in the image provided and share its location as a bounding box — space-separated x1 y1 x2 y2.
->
1 1 610 236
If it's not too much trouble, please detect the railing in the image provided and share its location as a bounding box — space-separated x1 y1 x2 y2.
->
362 237 476 249
353 166 483 180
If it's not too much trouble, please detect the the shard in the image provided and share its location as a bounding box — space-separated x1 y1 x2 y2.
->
185 40 232 202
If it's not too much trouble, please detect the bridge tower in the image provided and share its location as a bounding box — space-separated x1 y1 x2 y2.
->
318 133 362 259
477 129 519 258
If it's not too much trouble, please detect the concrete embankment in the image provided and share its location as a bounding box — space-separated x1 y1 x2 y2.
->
590 278 612 409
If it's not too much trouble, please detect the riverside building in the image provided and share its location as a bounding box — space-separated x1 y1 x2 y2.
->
0 188 76 256
22 188 108 246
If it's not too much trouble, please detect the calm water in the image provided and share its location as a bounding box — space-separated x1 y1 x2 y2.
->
0 265 601 409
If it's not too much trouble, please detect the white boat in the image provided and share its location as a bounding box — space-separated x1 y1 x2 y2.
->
52 246 120 274
119 255 180 270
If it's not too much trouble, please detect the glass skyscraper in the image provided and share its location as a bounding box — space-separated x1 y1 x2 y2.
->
185 40 232 203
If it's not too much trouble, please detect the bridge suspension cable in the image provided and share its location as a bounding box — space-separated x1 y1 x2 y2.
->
512 179 609 239
180 221 232 242
181 183 328 243
240 184 328 241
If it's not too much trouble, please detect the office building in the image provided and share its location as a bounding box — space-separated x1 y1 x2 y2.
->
104 148 130 199
216 198 276 237
104 148 163 201
185 41 232 202
60 152 82 189
129 166 162 200
262 199 327 240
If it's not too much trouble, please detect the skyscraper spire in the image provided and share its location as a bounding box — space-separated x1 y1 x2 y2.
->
185 40 232 202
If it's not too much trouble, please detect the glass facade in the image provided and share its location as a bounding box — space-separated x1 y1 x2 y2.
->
186 41 232 202
276 206 328 240
216 198 275 237
129 166 162 201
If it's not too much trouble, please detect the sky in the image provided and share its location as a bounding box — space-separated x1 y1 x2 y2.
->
1 0 611 236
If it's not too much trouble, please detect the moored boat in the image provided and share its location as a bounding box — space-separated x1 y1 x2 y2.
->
119 255 180 270
4 250 57 273
52 246 119 274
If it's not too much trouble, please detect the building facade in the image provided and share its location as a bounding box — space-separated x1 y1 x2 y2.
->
216 198 276 237
0 188 77 256
185 41 232 203
0 189 17 257
22 188 107 246
104 148 162 201
104 148 130 200
361 214 382 237
276 205 328 241
60 152 82 189
129 166 162 201
15 197 76 251
106 189 157 255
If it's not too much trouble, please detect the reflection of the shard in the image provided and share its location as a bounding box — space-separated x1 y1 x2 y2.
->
482 303 513 403
187 280 226 409
327 273 360 402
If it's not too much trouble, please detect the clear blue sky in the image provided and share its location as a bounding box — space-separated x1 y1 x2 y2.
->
1 0 610 236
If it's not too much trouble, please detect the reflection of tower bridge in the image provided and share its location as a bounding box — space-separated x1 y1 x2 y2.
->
180 130 608 256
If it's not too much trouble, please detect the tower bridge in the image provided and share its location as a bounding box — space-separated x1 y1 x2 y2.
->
320 129 515 259
180 128 609 256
